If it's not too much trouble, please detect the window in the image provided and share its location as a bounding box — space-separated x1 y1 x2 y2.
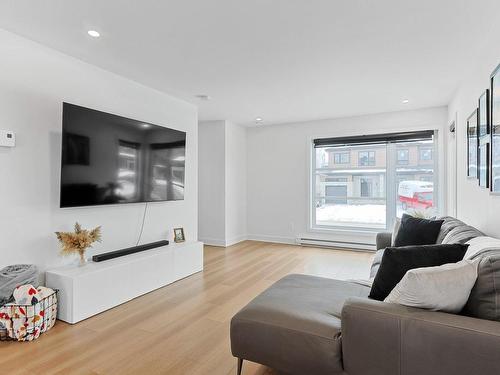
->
360 178 373 197
358 151 375 166
149 142 186 201
420 148 432 161
326 177 348 182
312 131 438 230
397 149 409 165
333 152 350 164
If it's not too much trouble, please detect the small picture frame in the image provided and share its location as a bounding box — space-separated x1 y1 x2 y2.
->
173 227 185 243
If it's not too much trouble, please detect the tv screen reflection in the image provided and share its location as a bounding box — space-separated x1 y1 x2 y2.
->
60 103 186 208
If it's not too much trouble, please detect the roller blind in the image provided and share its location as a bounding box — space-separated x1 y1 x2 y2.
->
313 130 435 148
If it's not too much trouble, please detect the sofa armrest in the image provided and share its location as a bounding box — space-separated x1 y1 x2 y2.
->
375 232 391 250
341 298 500 375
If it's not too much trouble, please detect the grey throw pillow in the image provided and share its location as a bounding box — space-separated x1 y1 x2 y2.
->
462 254 500 321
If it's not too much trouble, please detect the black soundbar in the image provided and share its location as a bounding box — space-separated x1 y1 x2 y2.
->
92 240 170 262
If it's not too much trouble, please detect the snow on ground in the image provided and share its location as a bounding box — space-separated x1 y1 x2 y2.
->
316 204 386 226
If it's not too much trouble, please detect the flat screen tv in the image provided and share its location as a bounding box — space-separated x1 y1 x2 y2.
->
60 103 186 208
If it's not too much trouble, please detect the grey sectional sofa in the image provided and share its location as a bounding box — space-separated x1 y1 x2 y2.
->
230 217 500 375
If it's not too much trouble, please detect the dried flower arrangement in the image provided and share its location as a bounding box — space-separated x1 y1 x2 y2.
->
55 223 102 265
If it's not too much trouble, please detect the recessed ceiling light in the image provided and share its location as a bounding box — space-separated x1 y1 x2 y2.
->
402 99 409 104
87 30 100 38
195 94 210 101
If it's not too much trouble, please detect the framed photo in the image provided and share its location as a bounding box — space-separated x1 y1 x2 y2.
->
479 89 490 137
479 141 490 188
467 109 478 178
478 89 491 188
490 64 500 192
173 227 185 243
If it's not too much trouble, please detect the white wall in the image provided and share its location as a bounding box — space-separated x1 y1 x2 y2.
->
225 121 247 245
198 121 226 244
447 36 500 237
247 107 448 246
0 29 198 272
198 120 247 246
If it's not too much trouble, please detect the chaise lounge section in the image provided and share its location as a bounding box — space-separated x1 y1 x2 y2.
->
230 217 500 375
231 274 370 375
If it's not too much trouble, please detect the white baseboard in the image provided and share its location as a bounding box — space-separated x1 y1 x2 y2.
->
199 235 247 247
246 234 297 245
225 235 247 246
198 237 227 247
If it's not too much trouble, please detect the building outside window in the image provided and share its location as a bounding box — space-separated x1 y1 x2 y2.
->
358 151 375 166
334 152 350 164
397 149 409 165
420 148 432 161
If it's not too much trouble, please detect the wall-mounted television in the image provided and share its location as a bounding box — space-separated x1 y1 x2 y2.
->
60 103 186 208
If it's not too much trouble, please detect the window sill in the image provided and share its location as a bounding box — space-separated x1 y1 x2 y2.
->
308 226 384 235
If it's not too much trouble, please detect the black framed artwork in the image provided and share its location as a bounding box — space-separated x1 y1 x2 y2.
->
479 142 490 188
467 109 478 178
490 64 500 192
479 89 490 138
478 90 490 188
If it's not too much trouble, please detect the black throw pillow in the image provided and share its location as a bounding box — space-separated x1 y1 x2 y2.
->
393 214 444 247
368 243 468 301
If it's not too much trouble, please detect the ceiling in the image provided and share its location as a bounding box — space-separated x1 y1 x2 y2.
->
1 0 499 126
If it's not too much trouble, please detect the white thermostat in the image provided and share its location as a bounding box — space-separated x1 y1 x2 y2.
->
0 130 16 147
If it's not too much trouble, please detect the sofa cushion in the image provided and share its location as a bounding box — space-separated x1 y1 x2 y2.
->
370 248 385 278
464 236 500 260
230 274 370 375
393 214 444 247
371 217 483 278
435 216 467 243
369 244 468 301
462 254 500 321
384 260 478 313
442 225 484 245
391 217 401 246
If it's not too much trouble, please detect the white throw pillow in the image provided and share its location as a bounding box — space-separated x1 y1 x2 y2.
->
464 236 500 260
384 260 478 313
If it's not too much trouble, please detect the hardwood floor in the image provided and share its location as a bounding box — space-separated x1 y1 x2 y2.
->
0 241 374 375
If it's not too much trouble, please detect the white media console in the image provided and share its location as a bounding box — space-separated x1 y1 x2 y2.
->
46 241 203 324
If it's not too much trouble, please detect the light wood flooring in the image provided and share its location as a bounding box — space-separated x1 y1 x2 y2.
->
0 240 374 375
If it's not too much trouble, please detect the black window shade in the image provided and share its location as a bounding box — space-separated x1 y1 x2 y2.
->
313 130 434 148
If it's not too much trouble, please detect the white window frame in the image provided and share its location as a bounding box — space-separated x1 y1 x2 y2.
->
309 130 440 233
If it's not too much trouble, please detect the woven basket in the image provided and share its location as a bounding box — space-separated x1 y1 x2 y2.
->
0 290 58 342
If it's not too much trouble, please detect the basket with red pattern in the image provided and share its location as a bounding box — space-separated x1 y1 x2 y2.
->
0 288 57 341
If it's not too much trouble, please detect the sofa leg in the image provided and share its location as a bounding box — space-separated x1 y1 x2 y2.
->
237 358 243 375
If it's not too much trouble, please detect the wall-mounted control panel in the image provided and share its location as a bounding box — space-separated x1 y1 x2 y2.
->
0 130 15 147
